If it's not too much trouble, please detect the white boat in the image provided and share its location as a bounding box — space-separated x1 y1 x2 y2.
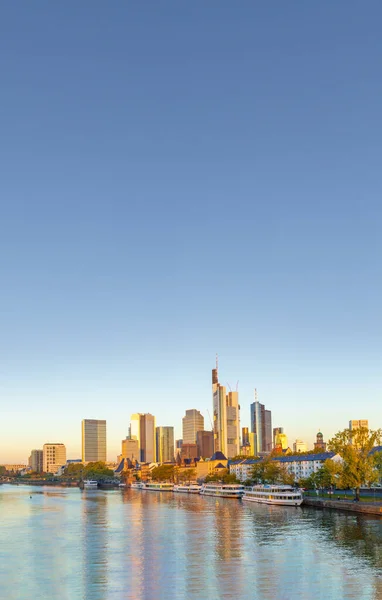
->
200 483 245 498
83 480 98 489
242 484 303 506
174 484 190 493
144 482 174 492
119 483 126 487
189 484 202 494
130 482 145 490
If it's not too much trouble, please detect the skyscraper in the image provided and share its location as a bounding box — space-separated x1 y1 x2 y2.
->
156 426 175 463
182 410 204 444
250 392 272 454
212 363 240 458
121 438 139 461
196 430 214 458
29 449 43 473
43 443 66 473
273 427 288 450
242 427 249 447
130 413 156 463
82 419 107 462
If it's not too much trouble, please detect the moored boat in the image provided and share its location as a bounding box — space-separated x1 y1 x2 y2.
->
130 482 145 490
200 483 245 498
83 480 98 489
242 484 303 506
144 482 174 492
173 484 190 493
189 484 202 494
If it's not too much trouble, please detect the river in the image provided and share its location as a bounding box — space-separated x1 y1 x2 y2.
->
0 485 381 599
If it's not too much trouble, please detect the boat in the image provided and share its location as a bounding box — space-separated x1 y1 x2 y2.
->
83 480 98 489
189 484 202 494
200 483 245 498
119 483 126 487
242 484 303 506
130 482 145 490
173 484 190 493
144 482 174 492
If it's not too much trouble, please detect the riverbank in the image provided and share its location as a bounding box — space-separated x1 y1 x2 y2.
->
304 497 382 516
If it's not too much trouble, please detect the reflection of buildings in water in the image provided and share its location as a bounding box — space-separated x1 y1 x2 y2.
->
81 492 109 599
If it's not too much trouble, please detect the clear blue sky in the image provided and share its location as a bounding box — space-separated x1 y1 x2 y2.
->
1 2 381 463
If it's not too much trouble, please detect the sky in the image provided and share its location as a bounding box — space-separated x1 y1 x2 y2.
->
1 2 381 463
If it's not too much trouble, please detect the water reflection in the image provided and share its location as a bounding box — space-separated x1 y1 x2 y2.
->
0 486 381 600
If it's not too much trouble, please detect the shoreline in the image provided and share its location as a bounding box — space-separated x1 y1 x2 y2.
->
303 497 382 516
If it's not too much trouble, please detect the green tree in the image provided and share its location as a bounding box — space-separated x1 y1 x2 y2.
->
150 465 175 482
63 463 85 479
373 451 382 483
328 427 382 501
83 462 114 481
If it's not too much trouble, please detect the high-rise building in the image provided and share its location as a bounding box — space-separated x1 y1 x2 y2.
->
130 413 156 463
242 427 249 447
196 430 214 458
273 427 288 450
212 363 240 458
182 410 204 444
180 443 198 460
81 419 107 462
156 426 174 463
349 420 369 430
121 438 139 461
29 449 43 473
293 439 307 453
43 443 66 473
175 439 183 457
250 392 272 454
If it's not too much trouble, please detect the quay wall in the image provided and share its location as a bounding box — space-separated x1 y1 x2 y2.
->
304 497 382 516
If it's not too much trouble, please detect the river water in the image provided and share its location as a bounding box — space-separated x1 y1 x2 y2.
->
0 485 381 600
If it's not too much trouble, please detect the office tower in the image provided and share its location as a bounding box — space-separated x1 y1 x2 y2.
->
81 419 107 462
242 427 249 447
349 420 369 430
180 443 198 460
130 413 156 463
249 432 256 456
43 443 66 473
293 439 307 453
29 449 43 473
212 362 240 458
182 410 204 444
196 430 214 458
314 431 326 451
156 426 175 463
250 392 272 454
175 439 183 457
273 427 288 450
121 438 139 461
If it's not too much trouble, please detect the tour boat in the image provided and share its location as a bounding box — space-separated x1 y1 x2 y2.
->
200 483 245 498
242 484 303 506
130 482 145 490
144 482 174 492
83 480 98 489
189 484 202 494
173 484 190 493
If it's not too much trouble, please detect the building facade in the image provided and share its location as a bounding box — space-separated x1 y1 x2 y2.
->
250 393 272 454
293 439 307 453
82 419 107 462
29 449 43 473
196 430 214 458
314 431 327 451
212 365 240 459
130 413 156 463
155 426 174 463
242 427 249 447
121 438 140 461
43 443 66 474
182 410 204 444
273 427 288 451
349 420 369 430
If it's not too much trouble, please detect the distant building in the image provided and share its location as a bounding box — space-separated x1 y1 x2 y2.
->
250 392 272 454
275 452 341 481
180 443 198 460
242 427 249 447
175 439 183 457
212 364 240 458
156 426 174 463
121 438 140 461
196 430 214 458
230 458 261 482
43 443 66 474
293 439 307 453
130 413 156 463
82 419 107 462
196 451 228 480
273 427 288 451
29 449 43 473
349 420 369 430
314 431 327 452
182 410 204 444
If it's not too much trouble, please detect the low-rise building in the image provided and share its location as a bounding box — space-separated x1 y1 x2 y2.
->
275 452 339 481
229 458 261 482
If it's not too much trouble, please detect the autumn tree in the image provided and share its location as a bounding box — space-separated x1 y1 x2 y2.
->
150 465 175 482
328 427 382 501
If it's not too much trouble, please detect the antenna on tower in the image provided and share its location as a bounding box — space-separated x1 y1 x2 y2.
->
254 388 258 402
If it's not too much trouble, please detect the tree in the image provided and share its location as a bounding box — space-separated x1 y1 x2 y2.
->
63 463 84 479
83 462 114 481
328 427 382 501
251 459 283 484
150 465 174 482
373 451 382 484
